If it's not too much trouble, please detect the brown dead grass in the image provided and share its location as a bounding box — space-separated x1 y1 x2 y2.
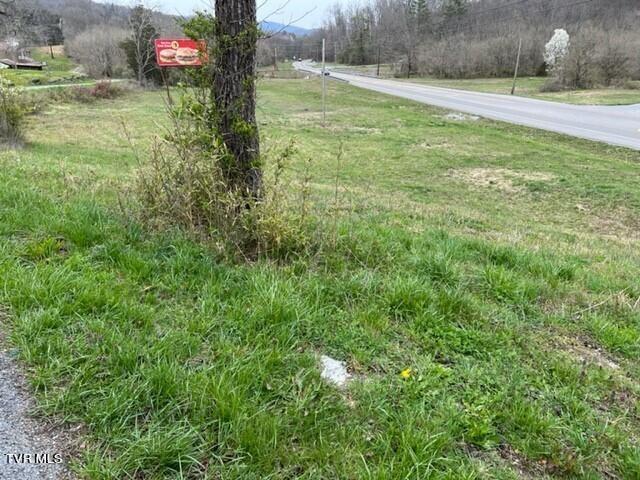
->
588 206 640 240
449 167 555 193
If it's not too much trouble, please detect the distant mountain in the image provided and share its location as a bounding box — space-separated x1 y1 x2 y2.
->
260 21 311 37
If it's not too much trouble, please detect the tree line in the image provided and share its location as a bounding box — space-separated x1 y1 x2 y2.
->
306 0 640 84
0 0 181 80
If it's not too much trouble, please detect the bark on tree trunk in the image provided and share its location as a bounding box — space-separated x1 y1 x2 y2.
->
214 0 262 199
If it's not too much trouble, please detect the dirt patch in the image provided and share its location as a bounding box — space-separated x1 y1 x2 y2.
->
325 124 382 135
348 126 382 134
497 444 554 478
290 110 324 122
588 206 640 240
289 111 381 135
465 443 552 479
442 112 480 121
599 388 639 417
416 141 454 150
449 168 555 193
557 336 620 371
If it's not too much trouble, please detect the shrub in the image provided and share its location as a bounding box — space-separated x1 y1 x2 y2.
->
594 32 632 86
69 81 125 102
539 78 564 93
133 90 314 260
88 81 125 100
36 81 127 105
0 78 29 146
558 28 598 89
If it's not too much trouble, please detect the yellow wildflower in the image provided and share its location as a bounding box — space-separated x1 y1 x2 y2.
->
400 368 412 379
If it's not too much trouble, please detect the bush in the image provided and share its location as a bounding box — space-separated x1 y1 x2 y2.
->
552 26 636 89
36 81 127 105
559 29 598 89
623 80 640 90
87 81 125 100
133 90 314 260
69 81 125 102
539 78 564 93
0 78 29 146
594 33 632 86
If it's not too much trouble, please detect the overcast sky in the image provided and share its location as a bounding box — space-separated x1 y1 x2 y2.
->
95 0 335 29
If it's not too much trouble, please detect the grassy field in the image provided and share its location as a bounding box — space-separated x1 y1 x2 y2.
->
326 63 640 105
0 46 86 87
1 76 639 479
402 77 640 105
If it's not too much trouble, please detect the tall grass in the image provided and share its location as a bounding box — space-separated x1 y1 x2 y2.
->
0 78 28 146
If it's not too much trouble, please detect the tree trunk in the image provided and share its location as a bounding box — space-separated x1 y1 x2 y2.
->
214 0 261 199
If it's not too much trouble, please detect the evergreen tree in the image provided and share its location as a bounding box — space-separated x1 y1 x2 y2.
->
414 0 430 36
443 0 468 18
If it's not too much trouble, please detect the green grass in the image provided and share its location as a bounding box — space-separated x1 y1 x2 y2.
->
0 46 86 87
0 77 639 479
400 77 640 105
258 61 305 79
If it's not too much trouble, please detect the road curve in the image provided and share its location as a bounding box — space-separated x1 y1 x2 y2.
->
294 61 640 151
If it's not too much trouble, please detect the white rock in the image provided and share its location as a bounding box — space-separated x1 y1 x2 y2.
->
319 355 350 388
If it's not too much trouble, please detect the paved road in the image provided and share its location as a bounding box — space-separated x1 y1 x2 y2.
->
0 349 72 479
294 61 640 150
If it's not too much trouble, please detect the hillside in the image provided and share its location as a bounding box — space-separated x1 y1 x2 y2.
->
20 0 181 39
318 0 640 80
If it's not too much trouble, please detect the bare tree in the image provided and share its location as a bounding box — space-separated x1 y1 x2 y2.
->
0 0 12 16
594 31 632 86
66 26 129 78
125 3 158 87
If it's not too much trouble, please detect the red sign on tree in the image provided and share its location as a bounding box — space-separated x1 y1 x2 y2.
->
155 39 206 67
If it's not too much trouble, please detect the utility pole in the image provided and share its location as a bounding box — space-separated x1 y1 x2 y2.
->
273 46 278 71
322 38 326 126
511 37 522 95
376 45 381 77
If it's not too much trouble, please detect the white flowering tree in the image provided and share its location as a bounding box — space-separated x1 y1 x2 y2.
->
544 29 570 75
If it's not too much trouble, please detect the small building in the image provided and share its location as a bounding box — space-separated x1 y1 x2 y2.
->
0 58 45 70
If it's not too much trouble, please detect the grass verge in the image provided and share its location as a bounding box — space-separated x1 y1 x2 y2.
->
0 77 639 478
